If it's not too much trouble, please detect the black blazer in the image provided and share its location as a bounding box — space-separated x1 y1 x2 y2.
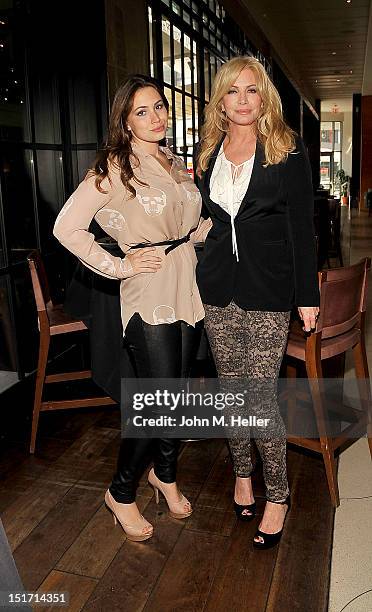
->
194 136 320 311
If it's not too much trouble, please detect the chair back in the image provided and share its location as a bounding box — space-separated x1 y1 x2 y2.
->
316 258 371 339
27 250 53 313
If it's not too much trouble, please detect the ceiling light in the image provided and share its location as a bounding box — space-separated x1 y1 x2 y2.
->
337 79 341 82
348 44 352 48
332 51 337 55
350 69 353 73
315 79 318 83
346 0 351 4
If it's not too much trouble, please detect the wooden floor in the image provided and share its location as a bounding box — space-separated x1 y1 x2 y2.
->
0 395 334 612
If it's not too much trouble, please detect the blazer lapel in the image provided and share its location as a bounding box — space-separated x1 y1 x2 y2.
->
235 140 265 218
199 137 231 222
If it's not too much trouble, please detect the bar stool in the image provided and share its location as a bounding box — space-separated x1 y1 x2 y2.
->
27 250 116 453
285 257 372 507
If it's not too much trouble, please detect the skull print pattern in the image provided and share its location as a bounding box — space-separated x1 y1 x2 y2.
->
136 187 167 216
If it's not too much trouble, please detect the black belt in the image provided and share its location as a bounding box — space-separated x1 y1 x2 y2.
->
129 233 191 255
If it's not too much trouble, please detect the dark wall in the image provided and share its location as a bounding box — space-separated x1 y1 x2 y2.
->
272 60 301 134
272 60 320 190
303 101 320 190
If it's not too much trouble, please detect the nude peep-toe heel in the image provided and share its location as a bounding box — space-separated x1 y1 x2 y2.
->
148 468 193 519
104 490 153 542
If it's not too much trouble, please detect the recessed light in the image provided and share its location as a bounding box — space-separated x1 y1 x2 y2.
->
332 51 337 55
315 79 318 83
348 44 352 48
337 79 341 82
346 0 351 4
350 69 353 73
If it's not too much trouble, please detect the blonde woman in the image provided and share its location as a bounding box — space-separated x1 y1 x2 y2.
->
195 57 319 549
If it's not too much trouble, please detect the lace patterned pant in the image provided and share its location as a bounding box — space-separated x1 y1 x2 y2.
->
204 301 290 502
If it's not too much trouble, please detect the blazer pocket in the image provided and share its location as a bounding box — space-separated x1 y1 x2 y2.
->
263 239 288 246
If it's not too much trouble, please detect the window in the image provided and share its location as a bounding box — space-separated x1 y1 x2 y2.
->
0 1 108 381
320 121 343 195
148 0 265 171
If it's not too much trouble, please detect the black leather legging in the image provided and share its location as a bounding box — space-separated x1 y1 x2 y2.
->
109 313 202 503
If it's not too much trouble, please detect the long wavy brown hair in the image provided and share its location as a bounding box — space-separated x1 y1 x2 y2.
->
197 56 296 176
92 75 169 197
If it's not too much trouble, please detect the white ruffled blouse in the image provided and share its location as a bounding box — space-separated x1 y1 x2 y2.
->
210 144 255 262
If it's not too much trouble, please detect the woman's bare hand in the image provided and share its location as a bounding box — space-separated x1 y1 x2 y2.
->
121 247 163 278
297 306 320 332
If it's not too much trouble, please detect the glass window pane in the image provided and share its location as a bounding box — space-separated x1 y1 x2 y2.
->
320 154 331 189
173 27 182 89
204 50 210 101
321 122 333 152
148 6 154 77
32 76 61 144
184 34 192 96
172 0 181 15
194 98 199 140
183 10 191 25
37 150 65 251
210 54 216 78
0 275 18 376
71 150 96 187
334 122 342 151
333 152 342 195
185 95 193 155
162 17 172 85
0 12 30 142
1 149 38 264
69 76 98 145
164 86 174 146
11 259 40 374
192 40 198 94
175 90 184 155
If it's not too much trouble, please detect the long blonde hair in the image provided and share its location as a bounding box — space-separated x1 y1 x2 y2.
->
197 56 296 175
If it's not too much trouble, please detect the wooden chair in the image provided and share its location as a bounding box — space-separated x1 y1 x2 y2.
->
27 250 116 453
285 257 372 507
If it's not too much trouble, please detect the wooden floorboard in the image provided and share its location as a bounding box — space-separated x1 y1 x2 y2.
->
265 452 334 612
0 401 334 612
35 570 98 612
143 530 230 612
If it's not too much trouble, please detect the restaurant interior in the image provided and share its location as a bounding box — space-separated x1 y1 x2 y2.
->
1 1 372 611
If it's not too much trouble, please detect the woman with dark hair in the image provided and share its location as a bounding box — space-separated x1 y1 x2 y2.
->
195 57 319 549
54 75 211 541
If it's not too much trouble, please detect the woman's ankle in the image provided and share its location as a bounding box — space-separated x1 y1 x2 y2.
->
234 476 254 504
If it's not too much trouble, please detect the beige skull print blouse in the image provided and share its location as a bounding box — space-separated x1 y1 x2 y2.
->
53 142 211 333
